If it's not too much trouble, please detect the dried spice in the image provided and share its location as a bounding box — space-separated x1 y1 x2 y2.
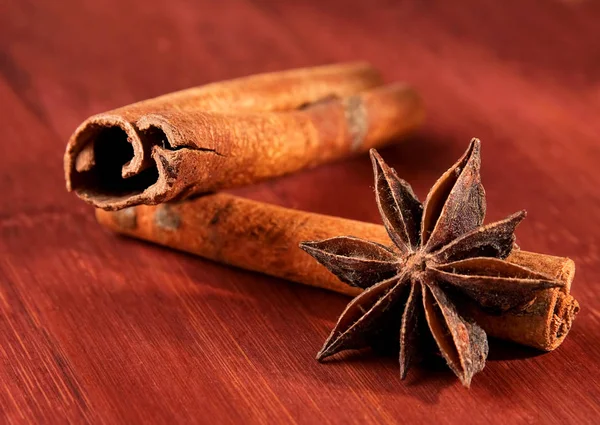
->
64 63 424 210
300 139 564 386
96 193 577 352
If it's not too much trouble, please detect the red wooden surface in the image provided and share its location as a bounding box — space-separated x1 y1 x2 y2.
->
1 0 600 423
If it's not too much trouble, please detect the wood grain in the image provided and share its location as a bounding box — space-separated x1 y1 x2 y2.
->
1 0 599 423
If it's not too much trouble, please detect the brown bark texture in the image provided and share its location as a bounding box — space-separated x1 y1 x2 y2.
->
65 63 424 210
96 193 578 351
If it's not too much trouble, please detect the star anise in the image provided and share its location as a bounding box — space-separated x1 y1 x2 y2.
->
299 139 563 386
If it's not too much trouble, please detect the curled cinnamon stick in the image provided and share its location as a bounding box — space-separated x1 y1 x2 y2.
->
95 194 578 351
65 63 424 210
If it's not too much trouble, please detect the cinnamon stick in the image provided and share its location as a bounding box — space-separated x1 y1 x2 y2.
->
65 63 424 210
95 194 578 351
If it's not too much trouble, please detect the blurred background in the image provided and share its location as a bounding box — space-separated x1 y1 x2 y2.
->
1 1 600 424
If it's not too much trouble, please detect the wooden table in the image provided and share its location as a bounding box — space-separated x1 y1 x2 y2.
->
1 0 599 423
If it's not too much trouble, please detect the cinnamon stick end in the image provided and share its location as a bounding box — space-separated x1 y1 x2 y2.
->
65 115 167 210
544 291 580 351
